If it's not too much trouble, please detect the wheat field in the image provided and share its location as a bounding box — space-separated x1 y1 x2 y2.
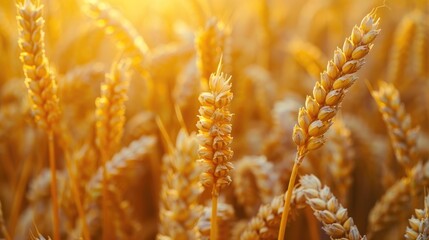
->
0 0 428 239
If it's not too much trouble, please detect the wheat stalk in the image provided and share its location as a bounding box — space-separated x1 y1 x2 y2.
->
157 129 203 240
16 1 62 238
198 202 235 240
196 60 233 240
368 161 429 238
278 10 381 239
371 81 420 173
233 155 281 216
405 193 429 239
95 59 130 239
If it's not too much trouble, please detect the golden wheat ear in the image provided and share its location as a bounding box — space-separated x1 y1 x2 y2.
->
233 155 281 217
279 10 381 239
196 59 233 240
300 174 366 240
368 161 429 238
404 192 429 239
371 81 420 174
84 0 149 66
157 129 203 240
16 1 62 239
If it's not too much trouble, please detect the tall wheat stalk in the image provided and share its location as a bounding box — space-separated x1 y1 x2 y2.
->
95 59 130 240
16 0 61 238
278 9 381 239
196 60 233 240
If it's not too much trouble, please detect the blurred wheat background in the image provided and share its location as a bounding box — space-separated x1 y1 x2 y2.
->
0 0 428 239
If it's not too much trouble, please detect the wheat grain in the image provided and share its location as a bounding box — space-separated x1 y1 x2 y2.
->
300 174 366 239
84 0 149 67
16 0 60 132
198 202 235 240
288 40 327 79
233 155 281 216
387 13 416 83
196 18 225 89
280 10 381 238
85 136 156 238
368 161 429 238
96 59 131 157
405 193 429 239
410 11 429 79
325 119 355 205
158 129 203 240
87 136 156 196
196 60 233 239
371 81 420 173
240 186 307 239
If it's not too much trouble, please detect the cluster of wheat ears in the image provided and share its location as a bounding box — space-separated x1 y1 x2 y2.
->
0 0 428 239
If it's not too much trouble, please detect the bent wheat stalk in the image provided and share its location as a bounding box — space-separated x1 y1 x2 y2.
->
16 0 61 239
278 10 381 239
196 61 233 240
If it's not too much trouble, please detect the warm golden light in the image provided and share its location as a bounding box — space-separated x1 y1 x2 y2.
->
0 0 428 239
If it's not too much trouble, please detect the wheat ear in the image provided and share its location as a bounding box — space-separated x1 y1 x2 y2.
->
95 59 130 240
16 1 61 238
84 0 149 66
278 10 380 239
157 129 203 240
196 18 225 89
405 193 429 239
196 60 233 240
198 202 235 240
325 119 355 205
288 40 327 79
371 81 420 174
368 161 429 238
386 13 416 83
240 187 307 239
301 175 365 239
233 156 281 216
86 136 156 238
412 11 429 78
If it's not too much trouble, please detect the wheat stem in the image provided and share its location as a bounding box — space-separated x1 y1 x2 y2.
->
211 190 218 240
278 153 301 240
64 151 91 240
48 131 60 240
101 150 110 240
